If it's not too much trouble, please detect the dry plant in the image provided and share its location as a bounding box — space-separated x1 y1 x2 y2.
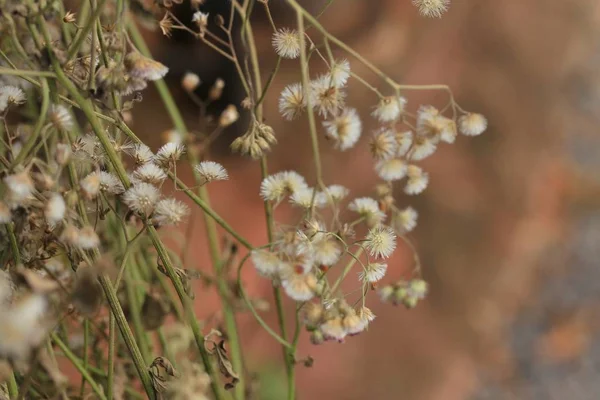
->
0 0 486 399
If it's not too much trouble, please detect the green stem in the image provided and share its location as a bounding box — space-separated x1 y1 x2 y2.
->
6 372 18 399
79 319 90 398
66 0 108 61
6 223 21 266
107 314 115 400
51 333 108 400
11 78 50 168
0 68 56 78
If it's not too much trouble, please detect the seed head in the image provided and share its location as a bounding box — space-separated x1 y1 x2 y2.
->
125 52 169 81
279 82 306 121
372 96 406 122
348 197 386 227
45 193 66 226
375 158 408 182
412 0 450 18
404 165 429 195
153 198 190 226
459 112 488 136
194 161 229 184
365 225 397 259
133 163 167 185
272 28 301 59
323 108 362 151
181 72 200 92
122 182 161 215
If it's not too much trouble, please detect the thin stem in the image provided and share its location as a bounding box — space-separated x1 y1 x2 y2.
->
0 68 57 78
11 78 50 168
6 371 18 399
255 56 281 109
236 253 292 349
6 223 21 266
66 0 108 61
51 333 108 400
107 314 115 400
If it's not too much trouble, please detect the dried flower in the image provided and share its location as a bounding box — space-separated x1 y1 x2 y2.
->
372 96 406 122
272 28 301 59
181 72 200 92
282 273 317 301
194 161 228 184
209 78 225 101
410 136 437 161
159 13 174 37
459 112 488 136
251 249 282 277
133 163 167 185
394 206 418 233
63 11 77 23
48 104 74 131
404 165 429 195
279 83 306 121
0 85 26 112
5 170 34 204
122 182 161 215
375 158 408 182
412 0 450 18
348 197 386 227
359 262 388 283
192 11 209 35
370 129 398 160
45 193 66 226
323 108 362 151
125 52 169 81
365 225 397 258
133 143 154 165
310 75 346 118
153 198 190 226
328 59 351 88
154 142 185 166
219 105 239 127
260 171 308 202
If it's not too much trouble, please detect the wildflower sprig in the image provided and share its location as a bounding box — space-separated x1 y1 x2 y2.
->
0 0 483 399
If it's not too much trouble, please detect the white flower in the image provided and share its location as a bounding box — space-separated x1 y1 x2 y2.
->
322 108 362 151
251 249 282 278
290 187 327 209
412 0 450 18
459 113 488 136
194 161 229 184
279 83 306 121
396 131 413 156
192 11 209 26
394 206 418 233
61 225 99 249
410 136 437 161
98 171 125 194
48 104 73 131
404 165 429 195
328 59 351 88
133 143 154 165
365 225 397 258
372 96 406 122
310 75 346 118
4 171 34 203
162 129 185 145
154 142 185 166
78 226 101 249
370 129 398 161
260 171 308 202
45 193 66 226
375 158 408 181
320 317 346 341
0 202 11 224
181 72 200 92
417 109 456 143
153 198 189 226
357 306 376 329
219 105 239 127
320 184 349 203
313 236 342 266
359 262 388 283
0 85 26 112
125 52 168 81
348 197 386 227
342 310 366 335
133 163 167 185
272 28 301 59
122 182 161 215
282 273 317 301
0 294 49 362
80 172 101 199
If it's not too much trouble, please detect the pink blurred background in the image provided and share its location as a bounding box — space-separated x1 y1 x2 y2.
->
130 0 600 398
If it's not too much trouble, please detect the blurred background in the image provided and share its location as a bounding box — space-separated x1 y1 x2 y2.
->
130 0 600 398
